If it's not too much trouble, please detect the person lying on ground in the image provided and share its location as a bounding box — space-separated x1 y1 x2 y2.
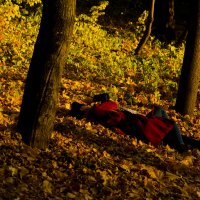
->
69 93 200 153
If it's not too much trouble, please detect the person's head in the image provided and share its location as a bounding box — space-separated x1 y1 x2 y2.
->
93 93 110 103
69 102 91 119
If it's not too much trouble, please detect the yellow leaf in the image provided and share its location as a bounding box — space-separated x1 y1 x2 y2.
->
181 127 187 132
18 183 29 192
52 160 58 169
85 122 97 134
65 103 71 109
103 151 111 158
67 192 76 198
6 177 14 184
42 172 47 177
120 163 131 173
166 172 180 180
26 156 36 162
43 180 52 194
132 139 138 146
0 168 5 177
142 165 163 180
0 112 3 121
88 176 96 182
19 167 29 179
68 163 73 169
128 190 141 198
112 86 118 94
165 144 175 152
8 166 18 176
96 170 110 185
143 176 148 186
53 170 67 179
180 156 194 166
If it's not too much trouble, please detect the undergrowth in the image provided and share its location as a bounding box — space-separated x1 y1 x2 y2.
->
0 1 186 106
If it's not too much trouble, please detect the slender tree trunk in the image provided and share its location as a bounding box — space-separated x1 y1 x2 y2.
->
166 0 176 41
17 0 76 149
134 0 155 55
175 27 188 47
175 0 200 115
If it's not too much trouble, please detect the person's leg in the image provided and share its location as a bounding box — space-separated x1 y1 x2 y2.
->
182 135 200 149
148 106 186 152
172 123 185 144
148 106 200 152
163 123 186 152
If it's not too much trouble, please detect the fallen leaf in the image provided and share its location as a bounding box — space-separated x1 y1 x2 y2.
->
52 160 58 168
165 172 180 180
197 191 200 198
8 166 18 176
180 156 194 166
97 169 110 185
43 180 52 194
67 192 76 198
19 167 29 179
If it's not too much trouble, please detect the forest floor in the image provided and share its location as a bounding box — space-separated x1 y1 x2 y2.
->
0 76 200 200
0 2 200 199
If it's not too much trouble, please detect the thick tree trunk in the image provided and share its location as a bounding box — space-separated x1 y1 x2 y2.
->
134 0 155 55
17 0 76 149
175 0 200 115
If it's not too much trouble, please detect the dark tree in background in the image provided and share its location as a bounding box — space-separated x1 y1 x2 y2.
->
17 0 76 149
153 0 176 42
175 0 200 115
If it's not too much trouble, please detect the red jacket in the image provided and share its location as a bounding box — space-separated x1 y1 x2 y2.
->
91 101 174 146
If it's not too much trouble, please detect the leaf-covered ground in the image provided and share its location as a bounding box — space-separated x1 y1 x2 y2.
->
1 76 200 199
0 2 200 200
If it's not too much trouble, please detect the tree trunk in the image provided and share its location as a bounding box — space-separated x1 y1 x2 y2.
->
175 0 200 115
17 0 76 149
134 0 155 55
153 0 176 42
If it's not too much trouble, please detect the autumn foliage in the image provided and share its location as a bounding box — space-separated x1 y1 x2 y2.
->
0 1 200 199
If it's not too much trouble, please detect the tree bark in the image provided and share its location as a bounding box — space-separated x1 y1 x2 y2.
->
134 0 155 55
17 0 76 149
175 0 200 115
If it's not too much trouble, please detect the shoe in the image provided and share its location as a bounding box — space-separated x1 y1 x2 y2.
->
182 135 200 150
